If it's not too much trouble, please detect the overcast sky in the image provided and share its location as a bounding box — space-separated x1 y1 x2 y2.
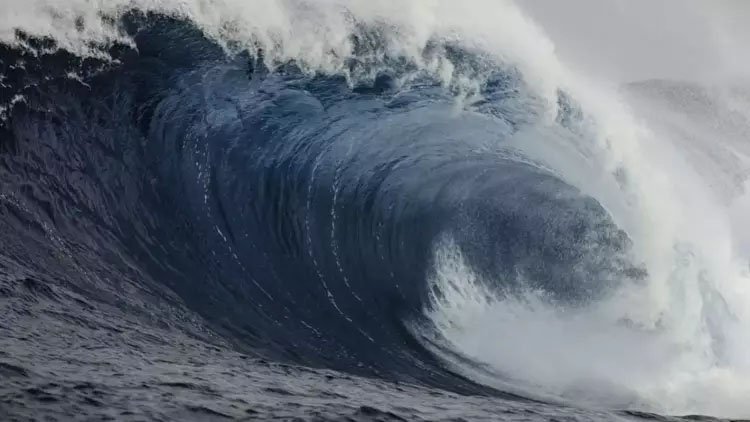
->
517 0 750 83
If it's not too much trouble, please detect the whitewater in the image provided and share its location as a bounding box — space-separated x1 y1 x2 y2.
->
1 1 750 420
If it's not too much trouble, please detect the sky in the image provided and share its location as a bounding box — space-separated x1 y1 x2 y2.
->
518 0 750 83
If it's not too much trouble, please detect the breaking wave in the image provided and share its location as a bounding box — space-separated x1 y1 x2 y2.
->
2 0 750 418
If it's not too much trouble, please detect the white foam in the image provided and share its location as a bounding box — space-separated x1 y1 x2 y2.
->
424 236 750 416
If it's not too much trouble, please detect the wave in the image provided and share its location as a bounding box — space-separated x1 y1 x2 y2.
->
2 1 750 418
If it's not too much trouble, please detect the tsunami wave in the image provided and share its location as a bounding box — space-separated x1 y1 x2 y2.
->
2 1 750 418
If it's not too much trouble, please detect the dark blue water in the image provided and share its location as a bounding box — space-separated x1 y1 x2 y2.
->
0 14 711 422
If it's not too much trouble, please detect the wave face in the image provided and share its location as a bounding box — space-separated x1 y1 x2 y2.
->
3 1 750 420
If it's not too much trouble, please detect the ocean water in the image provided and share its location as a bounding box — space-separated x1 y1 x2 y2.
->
2 1 750 421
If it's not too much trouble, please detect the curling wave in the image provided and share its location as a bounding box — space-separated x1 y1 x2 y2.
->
2 1 750 418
